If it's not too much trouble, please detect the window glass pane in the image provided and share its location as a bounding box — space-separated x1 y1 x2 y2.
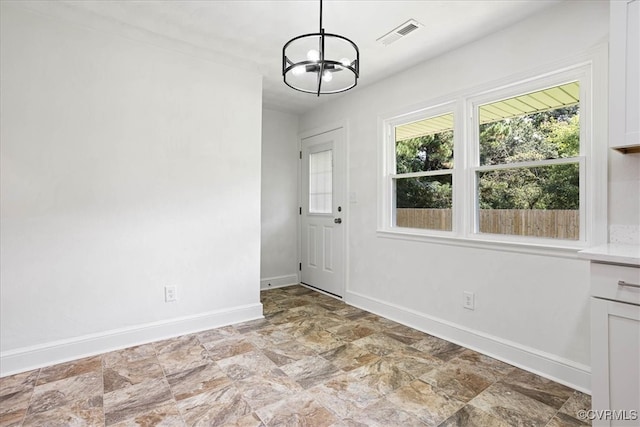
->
395 175 452 231
478 163 579 240
395 113 454 173
309 149 332 214
479 82 580 166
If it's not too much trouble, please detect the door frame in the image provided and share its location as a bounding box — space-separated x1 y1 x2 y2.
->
297 120 349 299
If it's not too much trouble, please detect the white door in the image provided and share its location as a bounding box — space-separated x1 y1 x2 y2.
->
300 128 345 297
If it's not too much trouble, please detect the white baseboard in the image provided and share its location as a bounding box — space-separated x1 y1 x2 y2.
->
260 274 299 290
345 290 591 394
0 303 263 377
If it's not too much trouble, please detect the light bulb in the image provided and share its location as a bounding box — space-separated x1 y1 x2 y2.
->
291 65 305 76
340 58 351 67
306 49 320 61
322 70 333 82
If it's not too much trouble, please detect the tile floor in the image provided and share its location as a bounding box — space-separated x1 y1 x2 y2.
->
0 285 591 426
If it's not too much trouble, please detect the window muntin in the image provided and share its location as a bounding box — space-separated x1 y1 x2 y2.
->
475 82 581 240
393 113 454 231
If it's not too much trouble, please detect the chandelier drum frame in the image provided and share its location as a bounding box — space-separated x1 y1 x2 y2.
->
282 0 359 96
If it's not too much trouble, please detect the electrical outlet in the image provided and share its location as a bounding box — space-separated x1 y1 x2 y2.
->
463 291 475 310
165 285 177 302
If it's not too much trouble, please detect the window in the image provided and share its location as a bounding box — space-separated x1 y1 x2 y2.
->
380 61 605 251
309 149 333 214
474 82 582 240
393 113 454 231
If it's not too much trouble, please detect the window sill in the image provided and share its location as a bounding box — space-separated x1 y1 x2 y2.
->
376 229 588 259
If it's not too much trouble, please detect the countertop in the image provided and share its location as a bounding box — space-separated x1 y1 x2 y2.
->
578 243 640 266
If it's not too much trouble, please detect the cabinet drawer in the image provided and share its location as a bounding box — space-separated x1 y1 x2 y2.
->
591 262 640 305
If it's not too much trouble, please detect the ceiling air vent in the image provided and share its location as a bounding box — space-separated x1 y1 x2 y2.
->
377 19 423 46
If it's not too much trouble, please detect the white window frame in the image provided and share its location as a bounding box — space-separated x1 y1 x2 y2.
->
378 51 608 257
383 102 458 237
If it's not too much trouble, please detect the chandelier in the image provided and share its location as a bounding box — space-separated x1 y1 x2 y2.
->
282 0 359 96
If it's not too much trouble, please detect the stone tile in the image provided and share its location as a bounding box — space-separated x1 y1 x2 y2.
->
233 319 270 335
347 358 414 396
332 305 369 319
263 306 308 325
103 357 164 393
547 412 590 427
352 333 408 356
438 404 511 427
176 384 252 427
296 329 344 353
195 326 240 344
109 402 185 426
166 362 232 401
468 382 558 427
288 304 333 318
0 410 26 427
279 318 327 338
36 356 102 386
452 350 515 381
216 350 279 381
328 322 376 342
383 324 431 345
328 419 370 427
255 393 337 427
499 368 574 410
153 335 199 355
22 399 104 426
0 370 38 421
155 338 211 376
386 380 465 426
420 361 494 402
102 344 156 368
280 285 314 296
246 325 294 347
320 343 380 372
357 314 402 330
351 398 427 427
310 373 382 419
0 370 39 397
385 347 443 378
28 371 102 416
559 390 592 422
277 297 312 310
235 368 303 409
261 339 316 366
411 335 467 362
280 356 341 389
203 336 257 361
103 378 173 426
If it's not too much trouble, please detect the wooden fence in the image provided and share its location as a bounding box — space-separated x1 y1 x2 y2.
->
396 208 579 240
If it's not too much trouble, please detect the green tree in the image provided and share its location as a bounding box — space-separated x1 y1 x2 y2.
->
395 131 453 208
478 106 580 210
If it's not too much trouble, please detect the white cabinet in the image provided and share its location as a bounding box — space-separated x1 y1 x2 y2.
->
610 0 640 153
590 262 640 426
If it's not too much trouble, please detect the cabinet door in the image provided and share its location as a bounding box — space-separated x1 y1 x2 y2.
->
591 298 640 426
610 0 640 150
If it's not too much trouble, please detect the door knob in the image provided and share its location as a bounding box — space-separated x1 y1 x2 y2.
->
334 218 342 224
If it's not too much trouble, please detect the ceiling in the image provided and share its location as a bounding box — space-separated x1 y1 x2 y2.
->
20 0 561 114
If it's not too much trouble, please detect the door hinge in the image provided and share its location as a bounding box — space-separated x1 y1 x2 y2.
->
299 207 302 215
299 151 302 159
299 262 302 271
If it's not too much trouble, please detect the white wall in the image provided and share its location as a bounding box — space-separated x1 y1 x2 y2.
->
261 109 299 289
0 4 263 375
300 1 613 392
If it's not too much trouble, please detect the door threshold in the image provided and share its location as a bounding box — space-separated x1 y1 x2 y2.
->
300 282 343 300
